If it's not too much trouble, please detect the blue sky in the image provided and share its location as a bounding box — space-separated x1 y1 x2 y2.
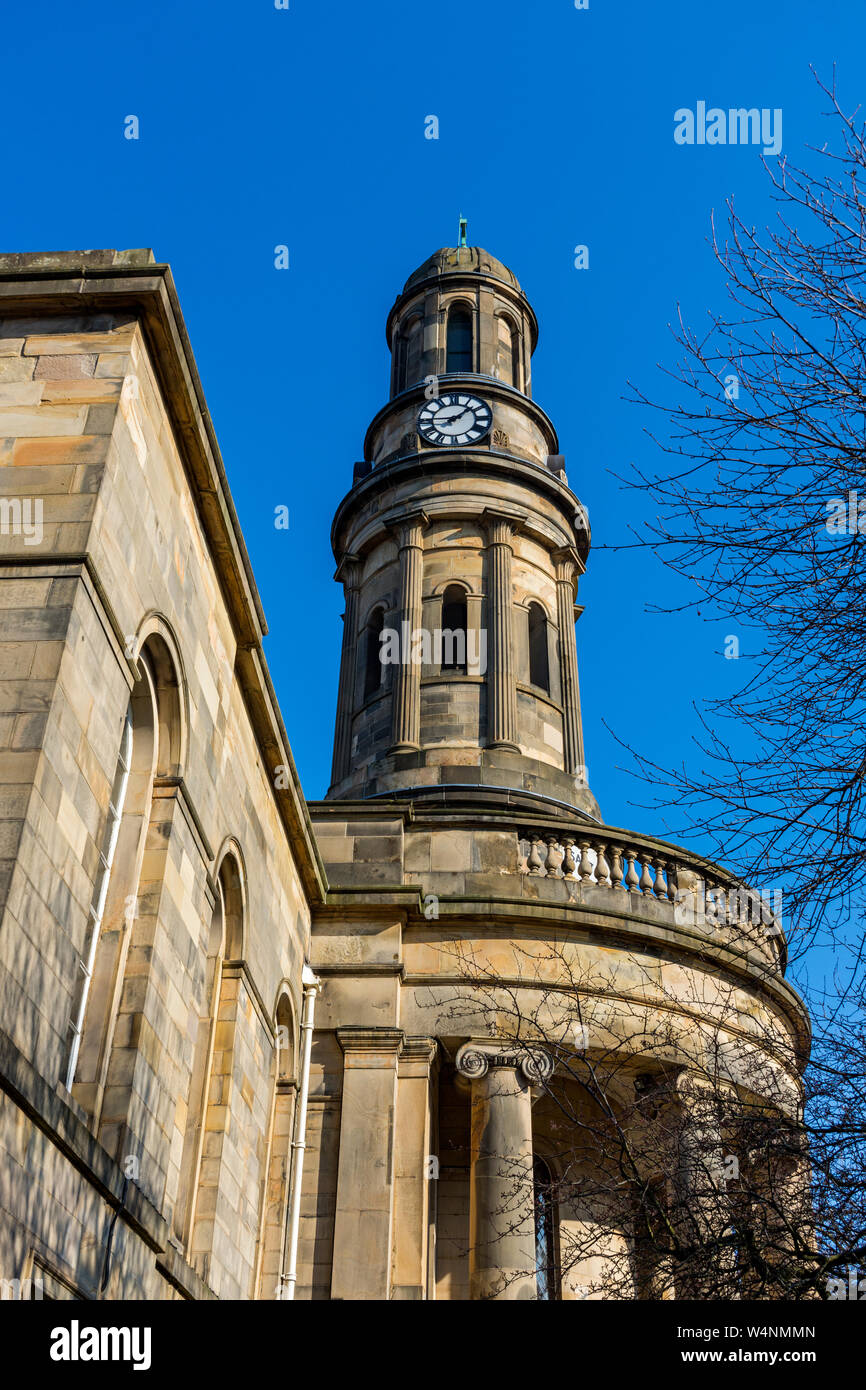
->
4 2 863 964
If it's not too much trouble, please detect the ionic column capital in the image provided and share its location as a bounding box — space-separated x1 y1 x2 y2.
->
455 1040 553 1086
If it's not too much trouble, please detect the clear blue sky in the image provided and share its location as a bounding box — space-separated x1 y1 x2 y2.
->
4 2 862 891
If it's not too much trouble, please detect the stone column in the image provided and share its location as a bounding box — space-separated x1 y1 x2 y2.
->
389 511 427 753
392 1037 439 1300
330 554 362 787
673 1070 736 1298
482 510 524 751
553 546 585 778
742 1112 813 1297
331 1028 403 1301
456 1041 552 1300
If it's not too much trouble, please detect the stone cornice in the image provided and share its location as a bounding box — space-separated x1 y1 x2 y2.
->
332 459 589 569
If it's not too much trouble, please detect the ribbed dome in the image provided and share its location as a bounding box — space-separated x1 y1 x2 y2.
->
402 246 522 293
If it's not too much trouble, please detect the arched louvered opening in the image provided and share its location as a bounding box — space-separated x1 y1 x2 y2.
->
440 584 468 673
496 315 520 388
528 602 550 694
401 315 423 389
446 305 473 373
364 607 386 700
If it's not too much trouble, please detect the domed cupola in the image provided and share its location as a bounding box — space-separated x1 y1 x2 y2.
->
327 233 598 819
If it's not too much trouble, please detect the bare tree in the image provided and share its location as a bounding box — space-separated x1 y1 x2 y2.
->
430 932 861 1301
623 70 866 953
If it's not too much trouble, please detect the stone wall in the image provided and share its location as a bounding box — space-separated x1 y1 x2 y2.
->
0 263 317 1301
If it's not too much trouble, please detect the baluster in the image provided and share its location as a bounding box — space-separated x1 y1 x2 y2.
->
625 849 640 893
609 844 625 890
721 885 732 927
545 834 562 878
596 842 611 887
578 839 594 883
639 855 654 895
666 862 678 903
704 881 720 927
561 838 577 878
527 835 543 875
654 858 668 898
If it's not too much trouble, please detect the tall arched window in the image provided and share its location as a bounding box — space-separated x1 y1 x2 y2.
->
440 584 467 673
186 853 246 1274
534 1155 558 1300
528 602 550 693
446 306 473 373
259 990 297 1298
495 316 520 388
66 633 180 1121
363 607 386 700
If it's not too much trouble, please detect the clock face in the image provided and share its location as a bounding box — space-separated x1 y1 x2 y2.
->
417 393 492 446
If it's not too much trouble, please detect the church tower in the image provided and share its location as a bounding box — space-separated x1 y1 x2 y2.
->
304 240 807 1302
327 241 599 819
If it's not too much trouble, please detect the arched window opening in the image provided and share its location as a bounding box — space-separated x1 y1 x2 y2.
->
259 991 298 1298
528 603 550 693
67 637 168 1119
495 316 520 388
440 584 467 673
275 993 295 1084
184 853 247 1260
364 608 386 700
402 316 423 389
534 1156 558 1300
67 626 184 1149
446 306 473 373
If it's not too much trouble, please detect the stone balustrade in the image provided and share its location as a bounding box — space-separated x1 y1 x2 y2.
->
517 826 784 958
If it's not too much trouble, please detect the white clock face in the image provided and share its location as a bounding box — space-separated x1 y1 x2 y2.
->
417 393 492 446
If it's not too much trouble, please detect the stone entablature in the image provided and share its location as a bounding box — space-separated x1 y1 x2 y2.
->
309 792 793 985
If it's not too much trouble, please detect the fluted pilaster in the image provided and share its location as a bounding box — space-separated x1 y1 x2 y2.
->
483 510 523 751
389 510 427 752
330 554 362 787
553 546 585 777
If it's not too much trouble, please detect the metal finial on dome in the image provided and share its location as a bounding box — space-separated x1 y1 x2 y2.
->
458 215 467 248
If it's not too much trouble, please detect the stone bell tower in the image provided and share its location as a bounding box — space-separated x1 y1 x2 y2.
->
327 240 600 819
305 241 806 1303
